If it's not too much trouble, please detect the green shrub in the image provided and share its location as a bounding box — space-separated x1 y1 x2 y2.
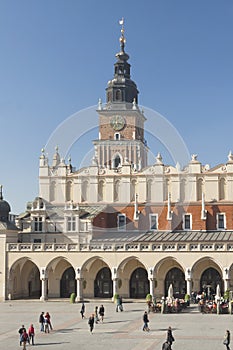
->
70 292 76 303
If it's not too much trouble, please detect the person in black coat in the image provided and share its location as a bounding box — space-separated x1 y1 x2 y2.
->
88 314 95 333
142 311 150 331
167 326 175 349
223 330 230 350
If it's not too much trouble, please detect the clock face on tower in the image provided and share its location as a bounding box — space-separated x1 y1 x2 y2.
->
110 115 125 131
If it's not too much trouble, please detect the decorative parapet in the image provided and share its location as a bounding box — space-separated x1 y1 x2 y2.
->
6 241 233 252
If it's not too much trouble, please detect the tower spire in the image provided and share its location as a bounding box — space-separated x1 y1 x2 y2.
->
119 17 126 53
0 185 3 200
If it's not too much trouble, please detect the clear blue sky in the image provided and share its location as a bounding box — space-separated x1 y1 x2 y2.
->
0 0 233 214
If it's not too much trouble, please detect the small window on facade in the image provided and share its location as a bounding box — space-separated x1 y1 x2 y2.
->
150 214 158 230
114 133 120 140
183 214 191 230
34 239 41 243
34 217 43 232
118 214 126 230
67 217 76 231
217 213 225 230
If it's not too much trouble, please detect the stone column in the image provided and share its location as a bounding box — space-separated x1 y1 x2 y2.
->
185 268 192 296
148 267 155 299
76 278 83 302
75 267 83 302
111 267 118 301
40 278 48 301
149 279 154 298
113 279 118 297
40 267 48 301
223 267 230 292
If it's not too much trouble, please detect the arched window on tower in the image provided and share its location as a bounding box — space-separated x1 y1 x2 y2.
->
81 180 88 202
50 181 56 202
98 180 105 202
113 154 121 169
219 178 226 200
66 181 73 202
116 89 122 101
114 180 120 202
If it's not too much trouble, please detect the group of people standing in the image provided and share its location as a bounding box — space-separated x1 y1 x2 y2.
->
18 324 35 349
18 311 53 349
39 311 53 333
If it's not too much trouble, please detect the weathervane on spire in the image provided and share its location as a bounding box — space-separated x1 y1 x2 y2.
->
119 17 126 52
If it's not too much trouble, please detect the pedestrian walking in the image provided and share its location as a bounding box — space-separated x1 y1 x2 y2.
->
99 304 105 322
116 295 121 312
28 324 35 345
18 325 26 346
167 326 175 349
119 296 123 311
88 314 95 334
223 330 230 350
20 329 29 350
80 302 85 319
142 311 150 332
94 306 99 323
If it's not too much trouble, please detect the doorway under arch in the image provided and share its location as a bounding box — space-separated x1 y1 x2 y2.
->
200 267 223 298
165 267 186 298
94 267 113 298
130 267 149 298
60 267 76 298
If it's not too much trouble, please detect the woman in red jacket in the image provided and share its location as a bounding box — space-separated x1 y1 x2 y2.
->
28 324 35 345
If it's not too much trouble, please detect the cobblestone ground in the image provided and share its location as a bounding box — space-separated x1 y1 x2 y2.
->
1 301 231 350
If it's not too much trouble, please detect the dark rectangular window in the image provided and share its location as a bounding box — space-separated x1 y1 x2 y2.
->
218 214 225 229
118 214 126 230
184 214 191 230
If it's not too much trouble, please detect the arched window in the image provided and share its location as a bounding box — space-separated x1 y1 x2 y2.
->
66 181 72 202
114 180 120 201
113 155 121 168
81 180 88 202
114 133 120 140
50 181 56 202
98 180 105 202
219 178 226 200
116 89 122 101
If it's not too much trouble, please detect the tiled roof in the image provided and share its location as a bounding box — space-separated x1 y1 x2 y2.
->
91 230 233 243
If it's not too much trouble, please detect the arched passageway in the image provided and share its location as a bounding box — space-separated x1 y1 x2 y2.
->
164 267 186 298
94 267 112 298
200 267 223 298
60 267 76 298
129 267 149 298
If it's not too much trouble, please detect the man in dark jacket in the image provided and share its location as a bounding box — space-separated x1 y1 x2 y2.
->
18 325 26 346
142 311 150 331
